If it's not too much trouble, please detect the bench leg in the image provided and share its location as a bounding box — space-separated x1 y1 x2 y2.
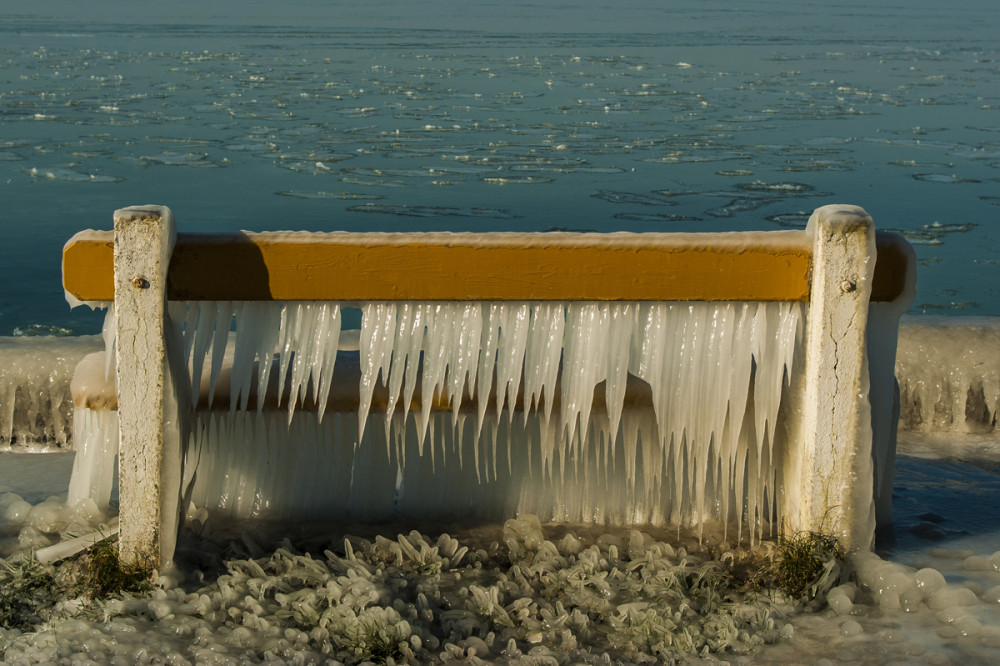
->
791 204 877 550
114 205 177 569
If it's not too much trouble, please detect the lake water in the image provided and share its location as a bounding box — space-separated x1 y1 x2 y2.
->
2 0 1000 336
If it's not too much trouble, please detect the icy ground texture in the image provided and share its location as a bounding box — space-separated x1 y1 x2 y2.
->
0 515 794 665
5 507 1000 665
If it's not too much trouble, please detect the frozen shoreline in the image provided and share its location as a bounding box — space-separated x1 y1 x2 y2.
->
9 317 1000 450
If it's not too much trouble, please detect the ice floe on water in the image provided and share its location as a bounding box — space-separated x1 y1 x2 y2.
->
893 222 977 246
25 167 122 183
276 191 385 201
912 173 983 184
591 190 675 206
613 213 704 223
348 204 522 219
481 175 555 185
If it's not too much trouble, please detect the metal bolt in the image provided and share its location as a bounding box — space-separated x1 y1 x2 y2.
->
840 279 856 293
131 276 149 289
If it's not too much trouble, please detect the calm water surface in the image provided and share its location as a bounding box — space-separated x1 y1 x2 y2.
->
2 0 999 334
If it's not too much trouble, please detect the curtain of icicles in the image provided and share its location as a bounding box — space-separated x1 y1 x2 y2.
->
137 300 805 543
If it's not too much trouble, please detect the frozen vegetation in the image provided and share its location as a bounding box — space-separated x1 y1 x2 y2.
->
0 505 836 664
4 491 1000 664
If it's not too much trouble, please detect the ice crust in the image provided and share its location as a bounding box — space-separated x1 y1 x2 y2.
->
896 317 1000 434
4 508 1000 665
68 300 805 543
0 335 102 449
0 517 796 664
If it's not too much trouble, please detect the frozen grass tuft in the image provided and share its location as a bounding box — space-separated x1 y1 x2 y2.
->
0 552 57 633
748 530 845 603
80 537 152 599
0 536 149 643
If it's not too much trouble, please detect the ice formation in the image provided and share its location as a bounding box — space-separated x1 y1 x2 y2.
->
66 408 118 510
0 335 102 449
895 317 1000 434
69 299 807 545
1 517 794 663
6 505 1000 664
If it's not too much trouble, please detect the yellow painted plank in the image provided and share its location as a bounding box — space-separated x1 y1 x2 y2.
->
64 230 818 302
62 229 911 303
168 231 814 302
63 232 115 302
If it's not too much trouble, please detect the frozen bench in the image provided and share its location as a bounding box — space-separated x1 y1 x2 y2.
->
62 204 914 569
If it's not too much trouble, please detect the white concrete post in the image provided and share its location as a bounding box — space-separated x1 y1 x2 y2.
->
792 204 877 550
114 205 176 569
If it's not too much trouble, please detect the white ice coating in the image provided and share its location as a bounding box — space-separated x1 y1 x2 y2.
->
0 335 102 448
66 408 118 510
896 317 1000 434
67 300 806 542
62 302 804 539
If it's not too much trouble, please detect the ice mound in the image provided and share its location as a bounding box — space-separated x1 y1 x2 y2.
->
0 490 111 559
1 516 792 664
0 336 102 449
896 317 1000 433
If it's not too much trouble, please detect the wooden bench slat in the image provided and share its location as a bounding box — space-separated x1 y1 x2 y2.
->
65 230 817 302
61 229 910 303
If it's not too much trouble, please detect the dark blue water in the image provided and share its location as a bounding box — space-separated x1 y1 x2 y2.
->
3 0 999 335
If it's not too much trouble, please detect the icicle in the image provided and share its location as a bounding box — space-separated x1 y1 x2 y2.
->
315 303 342 423
284 303 312 416
382 303 417 432
523 303 565 423
288 303 323 419
442 303 482 426
560 303 609 452
496 303 530 421
102 303 116 381
358 303 397 443
417 304 449 450
208 302 234 407
230 302 269 411
66 408 119 510
189 302 216 408
400 304 427 426
179 302 199 363
475 303 504 437
604 303 635 446
251 303 283 414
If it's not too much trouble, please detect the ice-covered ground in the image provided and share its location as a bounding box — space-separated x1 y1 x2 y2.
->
6 318 1000 661
3 437 1000 664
